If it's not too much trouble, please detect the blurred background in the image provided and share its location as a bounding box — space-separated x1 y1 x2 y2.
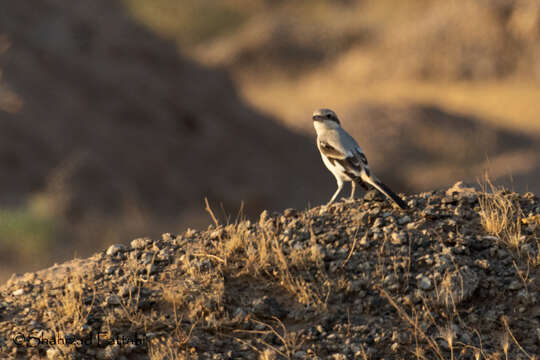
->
0 0 539 280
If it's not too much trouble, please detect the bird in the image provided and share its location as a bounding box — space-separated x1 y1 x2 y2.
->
312 108 407 209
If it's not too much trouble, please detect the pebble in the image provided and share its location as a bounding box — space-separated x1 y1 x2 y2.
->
210 229 224 239
106 244 126 256
161 232 175 242
140 252 154 265
391 232 406 245
97 345 120 360
106 294 121 306
284 208 298 217
130 237 152 249
46 348 62 360
2 184 539 360
12 288 25 296
398 215 411 225
419 276 433 290
508 280 522 290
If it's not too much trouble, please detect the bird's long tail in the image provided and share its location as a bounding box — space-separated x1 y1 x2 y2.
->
360 172 408 209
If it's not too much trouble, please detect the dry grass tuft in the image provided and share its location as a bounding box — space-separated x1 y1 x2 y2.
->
203 204 329 309
36 275 96 357
478 176 524 251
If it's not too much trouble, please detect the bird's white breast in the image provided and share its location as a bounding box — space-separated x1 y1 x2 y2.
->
320 151 355 182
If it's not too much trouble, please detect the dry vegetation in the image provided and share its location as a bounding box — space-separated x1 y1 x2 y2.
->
2 0 540 285
479 177 524 250
0 182 539 359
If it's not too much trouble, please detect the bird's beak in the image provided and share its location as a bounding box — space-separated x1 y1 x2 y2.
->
312 115 323 121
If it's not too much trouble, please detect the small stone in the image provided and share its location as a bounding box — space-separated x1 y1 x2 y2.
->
508 280 522 290
131 237 152 249
372 218 384 228
406 222 417 230
436 267 479 306
47 348 63 360
105 265 117 275
107 294 121 306
446 181 476 197
12 288 25 296
232 307 247 322
97 344 121 360
419 276 433 290
106 244 126 256
210 228 224 239
118 285 137 297
147 263 158 275
398 215 411 225
80 324 92 337
384 274 397 285
391 232 406 245
365 189 384 201
482 235 499 242
284 208 297 217
161 233 175 242
359 234 369 247
252 296 287 317
140 252 154 265
474 259 490 270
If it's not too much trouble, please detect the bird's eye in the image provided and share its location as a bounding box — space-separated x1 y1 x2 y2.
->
326 114 332 119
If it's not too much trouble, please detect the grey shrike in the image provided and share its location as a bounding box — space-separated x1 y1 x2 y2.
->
312 108 407 209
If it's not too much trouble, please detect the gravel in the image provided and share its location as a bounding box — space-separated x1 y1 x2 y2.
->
0 182 539 359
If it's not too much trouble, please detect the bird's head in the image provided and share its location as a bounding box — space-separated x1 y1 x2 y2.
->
312 108 340 128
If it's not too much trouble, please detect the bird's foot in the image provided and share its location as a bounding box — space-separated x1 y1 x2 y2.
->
319 204 330 214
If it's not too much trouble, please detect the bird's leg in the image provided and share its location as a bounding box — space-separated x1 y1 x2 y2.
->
359 181 369 199
349 181 356 200
327 179 344 205
359 181 369 190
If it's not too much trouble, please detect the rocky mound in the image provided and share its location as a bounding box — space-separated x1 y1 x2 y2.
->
1 182 539 359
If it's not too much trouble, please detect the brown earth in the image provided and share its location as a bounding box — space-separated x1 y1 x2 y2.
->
0 0 539 280
0 183 539 359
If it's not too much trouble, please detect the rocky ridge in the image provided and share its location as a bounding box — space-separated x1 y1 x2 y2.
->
1 182 539 359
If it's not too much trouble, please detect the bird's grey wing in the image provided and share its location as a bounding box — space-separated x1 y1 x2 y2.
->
318 136 367 178
317 139 348 160
338 130 368 164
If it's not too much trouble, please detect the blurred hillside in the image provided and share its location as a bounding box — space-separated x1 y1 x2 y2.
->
0 0 539 279
125 0 540 189
0 0 329 279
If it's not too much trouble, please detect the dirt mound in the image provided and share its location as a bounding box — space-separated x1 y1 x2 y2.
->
1 183 539 358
